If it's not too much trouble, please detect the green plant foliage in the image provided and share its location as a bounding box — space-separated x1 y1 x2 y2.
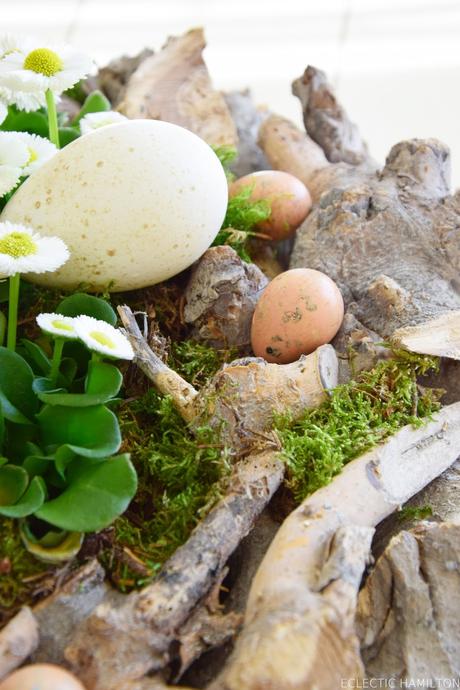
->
212 144 237 182
275 351 442 501
56 292 117 325
170 340 237 388
213 185 272 261
398 504 433 521
0 106 49 137
0 294 136 534
72 90 111 126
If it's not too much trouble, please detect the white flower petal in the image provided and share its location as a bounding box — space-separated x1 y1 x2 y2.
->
36 312 78 339
0 100 7 125
79 110 128 135
74 315 134 361
0 165 21 196
14 132 57 174
0 221 70 279
0 132 29 167
0 34 31 59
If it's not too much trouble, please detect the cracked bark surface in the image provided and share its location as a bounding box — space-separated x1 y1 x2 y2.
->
357 522 460 682
259 66 460 352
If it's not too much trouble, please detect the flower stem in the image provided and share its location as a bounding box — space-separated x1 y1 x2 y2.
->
45 89 60 148
50 338 65 385
6 273 20 351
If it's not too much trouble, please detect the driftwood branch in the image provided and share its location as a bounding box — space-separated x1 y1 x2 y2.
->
212 402 460 690
0 607 39 680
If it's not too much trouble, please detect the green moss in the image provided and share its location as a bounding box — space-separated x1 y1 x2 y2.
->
212 145 237 182
0 518 51 624
105 340 235 590
275 351 441 501
398 505 433 521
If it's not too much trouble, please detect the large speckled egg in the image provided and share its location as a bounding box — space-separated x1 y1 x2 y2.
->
0 120 228 291
251 268 344 363
229 171 311 241
0 664 85 690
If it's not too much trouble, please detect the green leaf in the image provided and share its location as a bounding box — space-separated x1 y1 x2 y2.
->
34 362 122 407
0 311 5 347
19 339 51 376
36 454 137 531
0 411 4 449
37 404 121 458
1 108 49 137
57 293 117 326
0 465 28 505
72 90 111 126
0 347 37 423
0 476 46 517
23 454 53 478
0 281 9 303
58 127 80 147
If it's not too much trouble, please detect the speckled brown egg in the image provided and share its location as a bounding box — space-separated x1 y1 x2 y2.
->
0 664 86 690
251 268 344 363
229 170 312 241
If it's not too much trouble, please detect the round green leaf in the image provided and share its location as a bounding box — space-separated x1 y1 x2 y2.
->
72 90 111 125
19 339 51 376
0 347 37 422
56 293 117 325
35 454 137 532
37 404 121 458
0 465 28 505
58 127 80 147
1 109 49 136
34 362 122 407
0 476 45 517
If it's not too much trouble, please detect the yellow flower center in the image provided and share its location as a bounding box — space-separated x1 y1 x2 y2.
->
26 147 38 166
90 331 115 349
24 48 63 77
0 231 37 258
51 319 74 332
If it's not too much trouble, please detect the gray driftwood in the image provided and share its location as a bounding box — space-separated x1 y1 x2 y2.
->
63 306 337 689
259 66 460 353
0 607 39 680
184 245 268 349
117 28 237 147
357 522 460 683
211 402 460 690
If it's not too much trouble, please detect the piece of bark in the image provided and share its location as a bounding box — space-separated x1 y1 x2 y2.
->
211 402 460 690
292 65 370 165
332 311 390 383
0 607 39 680
183 245 268 349
97 49 154 105
357 522 460 682
223 90 270 177
392 311 460 360
65 451 284 690
118 29 237 147
259 68 460 350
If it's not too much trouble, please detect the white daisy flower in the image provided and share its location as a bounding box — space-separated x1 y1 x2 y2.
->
0 221 69 278
0 34 28 60
14 131 57 174
0 132 29 196
79 111 128 135
0 99 7 125
36 312 78 339
0 35 46 111
0 44 94 97
74 315 134 361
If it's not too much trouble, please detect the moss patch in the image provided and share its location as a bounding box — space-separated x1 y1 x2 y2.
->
275 350 441 501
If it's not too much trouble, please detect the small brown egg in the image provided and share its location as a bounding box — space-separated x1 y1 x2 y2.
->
251 268 344 363
229 170 312 241
0 664 86 690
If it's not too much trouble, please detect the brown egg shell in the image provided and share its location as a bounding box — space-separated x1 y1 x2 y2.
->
0 664 86 690
251 268 344 364
229 170 312 241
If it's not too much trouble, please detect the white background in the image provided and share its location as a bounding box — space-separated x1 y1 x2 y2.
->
4 0 460 187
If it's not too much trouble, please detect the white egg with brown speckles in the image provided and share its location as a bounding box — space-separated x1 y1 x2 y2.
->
0 120 228 291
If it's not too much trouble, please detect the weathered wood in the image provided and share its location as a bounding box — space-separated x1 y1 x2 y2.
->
183 245 268 349
259 67 460 350
0 608 39 680
211 402 460 690
65 451 284 690
118 28 238 147
392 311 460 360
223 90 270 177
357 522 460 683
